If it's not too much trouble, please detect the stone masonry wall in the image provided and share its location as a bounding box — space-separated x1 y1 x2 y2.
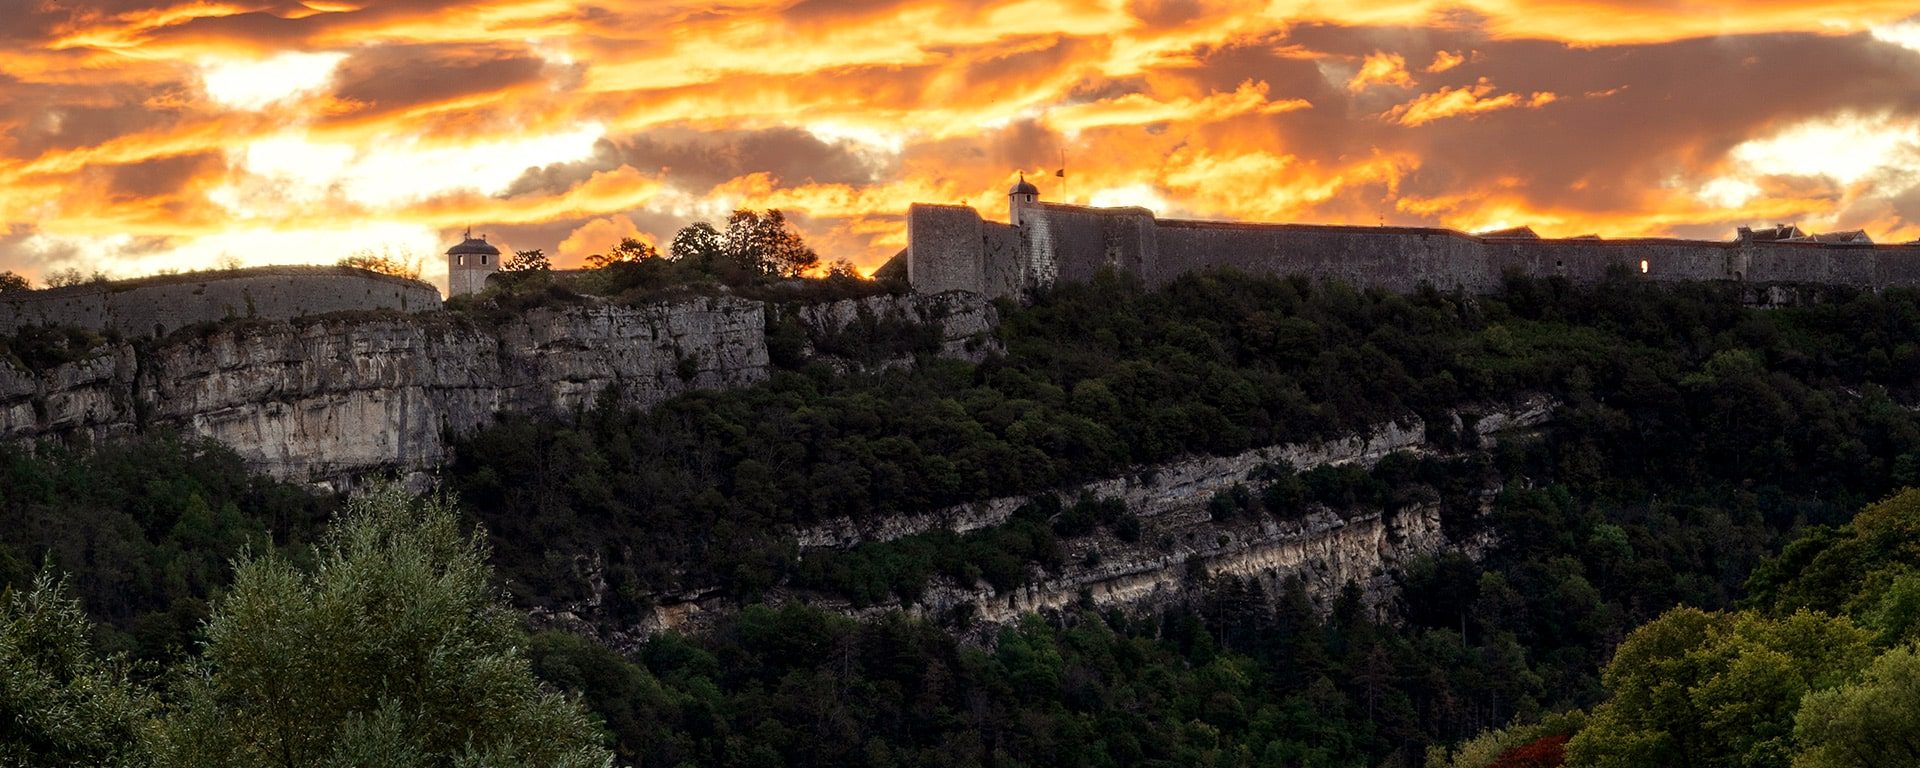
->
908 201 1920 299
0 266 441 337
905 205 985 295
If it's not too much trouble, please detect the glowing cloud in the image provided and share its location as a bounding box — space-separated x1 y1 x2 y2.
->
201 52 348 110
5 1 1920 282
1348 52 1416 92
1383 80 1558 127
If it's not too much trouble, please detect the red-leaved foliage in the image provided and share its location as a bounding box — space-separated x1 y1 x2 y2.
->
1488 734 1568 768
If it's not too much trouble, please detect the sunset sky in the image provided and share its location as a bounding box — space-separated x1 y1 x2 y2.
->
3 1 1920 292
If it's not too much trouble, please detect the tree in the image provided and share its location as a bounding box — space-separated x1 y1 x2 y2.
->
504 249 552 273
585 237 658 269
1792 645 1920 768
42 268 89 288
669 222 725 267
0 572 150 768
1566 608 1873 768
148 485 612 768
0 271 28 293
723 209 818 278
340 247 423 280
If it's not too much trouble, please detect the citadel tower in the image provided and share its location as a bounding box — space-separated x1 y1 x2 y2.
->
1009 174 1039 227
446 229 501 297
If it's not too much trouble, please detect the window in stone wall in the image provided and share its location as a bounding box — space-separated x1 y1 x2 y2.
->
457 255 465 266
1640 259 1649 274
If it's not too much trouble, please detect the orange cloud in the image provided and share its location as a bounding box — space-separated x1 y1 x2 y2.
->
1382 79 1558 126
1427 50 1465 73
4 0 1920 284
1348 52 1416 92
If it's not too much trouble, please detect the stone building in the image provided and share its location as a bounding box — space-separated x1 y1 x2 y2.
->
906 180 1920 299
447 230 502 297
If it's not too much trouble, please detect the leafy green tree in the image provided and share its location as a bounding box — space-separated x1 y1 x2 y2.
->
0 572 150 768
586 237 658 269
1566 608 1872 768
0 270 28 293
149 485 611 768
504 249 552 272
669 222 725 267
1792 645 1920 768
1747 488 1920 633
724 208 818 278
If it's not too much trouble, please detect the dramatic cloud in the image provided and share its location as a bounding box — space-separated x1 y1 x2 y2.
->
3 0 1920 291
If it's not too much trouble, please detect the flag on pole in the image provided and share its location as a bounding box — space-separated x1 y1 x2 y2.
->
1055 169 1065 177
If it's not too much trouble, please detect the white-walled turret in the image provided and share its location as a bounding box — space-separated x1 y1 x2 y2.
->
446 229 501 297
1009 174 1039 227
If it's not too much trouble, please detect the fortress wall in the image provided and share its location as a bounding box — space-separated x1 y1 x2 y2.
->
907 201 1920 300
1102 209 1159 279
1745 245 1846 285
981 222 1025 298
906 205 987 295
1027 205 1122 287
1152 223 1493 293
1485 240 1736 286
0 267 441 337
1874 247 1920 288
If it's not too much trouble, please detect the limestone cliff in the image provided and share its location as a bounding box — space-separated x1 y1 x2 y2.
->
573 398 1551 646
0 291 997 488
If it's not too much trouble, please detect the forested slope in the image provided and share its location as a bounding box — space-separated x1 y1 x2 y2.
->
8 268 1920 767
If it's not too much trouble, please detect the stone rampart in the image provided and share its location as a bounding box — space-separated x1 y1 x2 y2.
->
909 199 1920 299
0 266 441 337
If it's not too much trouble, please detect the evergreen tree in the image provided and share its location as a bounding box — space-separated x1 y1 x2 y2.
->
0 572 150 768
149 485 611 768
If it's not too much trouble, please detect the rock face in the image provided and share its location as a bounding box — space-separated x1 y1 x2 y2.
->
3 296 770 488
1 291 1000 488
593 398 1552 644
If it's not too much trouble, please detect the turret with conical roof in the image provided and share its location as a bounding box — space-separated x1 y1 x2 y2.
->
446 228 501 297
1009 174 1039 227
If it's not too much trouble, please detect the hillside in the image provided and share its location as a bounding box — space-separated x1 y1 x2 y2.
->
7 269 1920 767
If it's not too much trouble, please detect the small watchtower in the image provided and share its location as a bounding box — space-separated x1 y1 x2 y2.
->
1009 174 1039 227
446 228 501 297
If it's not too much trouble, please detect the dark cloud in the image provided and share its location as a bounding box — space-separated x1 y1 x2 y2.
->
102 151 226 200
0 76 204 159
326 44 548 118
505 126 889 197
1126 0 1206 27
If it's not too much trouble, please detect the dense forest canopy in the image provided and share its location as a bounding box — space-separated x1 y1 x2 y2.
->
6 269 1920 766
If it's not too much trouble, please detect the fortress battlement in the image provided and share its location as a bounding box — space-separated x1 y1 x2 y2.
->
907 186 1920 299
0 265 441 338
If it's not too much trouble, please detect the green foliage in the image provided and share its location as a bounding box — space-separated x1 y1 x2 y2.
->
1566 608 1873 768
794 498 1066 605
0 434 333 663
1791 645 1920 768
1745 488 1920 639
0 324 106 372
0 572 150 768
723 208 818 278
148 485 612 768
504 248 552 272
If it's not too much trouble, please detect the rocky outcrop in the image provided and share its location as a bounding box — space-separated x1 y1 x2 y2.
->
793 420 1428 549
1 290 1003 488
796 291 1002 363
1 297 769 488
586 398 1551 644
